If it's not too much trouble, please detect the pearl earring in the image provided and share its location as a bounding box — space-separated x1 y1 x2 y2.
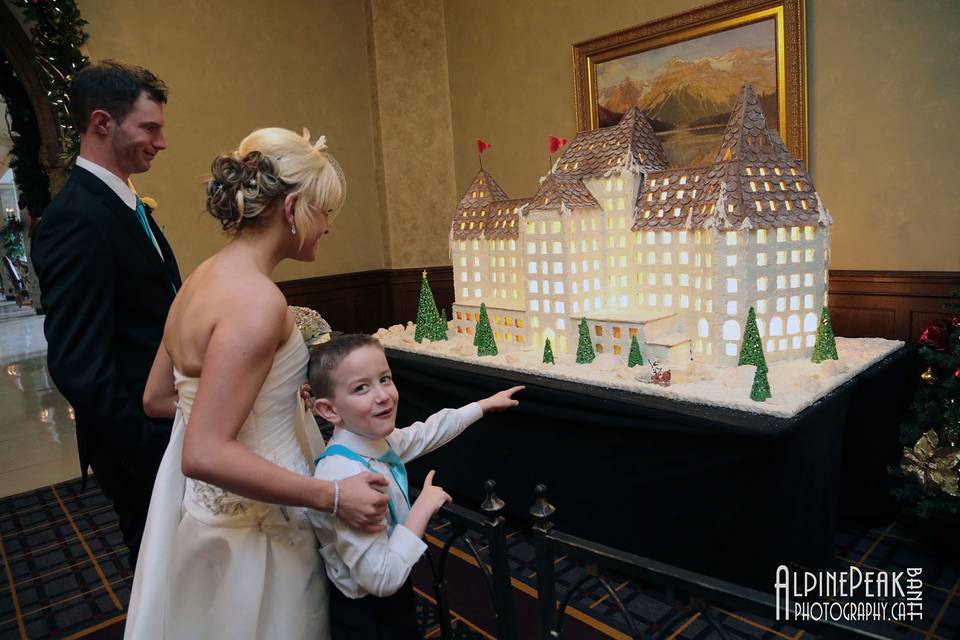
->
291 223 297 235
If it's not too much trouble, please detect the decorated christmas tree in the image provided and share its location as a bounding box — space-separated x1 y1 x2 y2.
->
750 363 772 402
892 305 960 519
811 306 838 363
542 338 555 364
628 335 644 367
575 318 595 364
414 271 444 343
474 303 498 357
434 307 448 341
738 307 766 368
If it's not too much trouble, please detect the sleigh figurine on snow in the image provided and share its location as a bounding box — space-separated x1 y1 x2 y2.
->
648 360 671 387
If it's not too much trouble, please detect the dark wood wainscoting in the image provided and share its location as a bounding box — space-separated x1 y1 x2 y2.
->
828 271 960 342
278 266 453 334
279 268 957 342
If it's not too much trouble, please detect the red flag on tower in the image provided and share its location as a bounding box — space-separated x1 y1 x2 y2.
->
548 135 568 155
476 138 491 170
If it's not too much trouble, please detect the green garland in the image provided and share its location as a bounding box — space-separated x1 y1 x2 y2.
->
17 0 89 164
0 57 51 215
0 216 26 261
0 0 89 214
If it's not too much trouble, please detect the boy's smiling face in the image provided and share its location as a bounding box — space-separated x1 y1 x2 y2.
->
314 345 399 439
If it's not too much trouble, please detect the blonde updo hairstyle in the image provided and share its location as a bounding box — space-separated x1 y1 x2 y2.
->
205 127 345 246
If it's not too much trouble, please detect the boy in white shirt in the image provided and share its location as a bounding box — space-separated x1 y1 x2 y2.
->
307 333 523 640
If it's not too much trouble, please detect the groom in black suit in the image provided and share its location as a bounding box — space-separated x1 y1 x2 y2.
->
32 61 181 569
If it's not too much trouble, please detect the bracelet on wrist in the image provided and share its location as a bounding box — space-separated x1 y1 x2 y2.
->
332 479 340 517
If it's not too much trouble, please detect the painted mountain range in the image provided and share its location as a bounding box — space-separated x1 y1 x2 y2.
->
598 47 776 129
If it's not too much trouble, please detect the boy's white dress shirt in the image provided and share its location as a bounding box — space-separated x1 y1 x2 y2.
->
309 403 483 599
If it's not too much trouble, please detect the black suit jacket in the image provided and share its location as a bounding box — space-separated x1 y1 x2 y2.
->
32 166 182 485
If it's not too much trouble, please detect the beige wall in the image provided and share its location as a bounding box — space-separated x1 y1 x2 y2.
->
78 0 385 281
75 0 960 277
367 0 458 269
443 0 960 272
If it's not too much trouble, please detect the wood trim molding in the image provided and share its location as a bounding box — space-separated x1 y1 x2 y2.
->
828 270 960 342
279 267 958 343
277 266 453 334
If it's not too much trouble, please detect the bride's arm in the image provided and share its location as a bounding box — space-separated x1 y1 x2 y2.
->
181 296 388 529
143 343 177 419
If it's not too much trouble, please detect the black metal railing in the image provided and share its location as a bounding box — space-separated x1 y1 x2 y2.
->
417 480 515 640
418 479 894 639
526 483 892 640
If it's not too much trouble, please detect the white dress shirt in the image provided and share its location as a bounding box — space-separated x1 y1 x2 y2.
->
75 156 163 257
310 402 483 599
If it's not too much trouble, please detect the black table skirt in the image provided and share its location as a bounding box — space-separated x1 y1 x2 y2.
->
388 346 913 588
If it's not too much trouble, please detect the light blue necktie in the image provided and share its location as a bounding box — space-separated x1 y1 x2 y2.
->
135 197 177 294
377 447 410 509
134 197 161 254
317 444 410 524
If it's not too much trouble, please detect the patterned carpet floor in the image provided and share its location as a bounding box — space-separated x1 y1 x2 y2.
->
0 477 957 639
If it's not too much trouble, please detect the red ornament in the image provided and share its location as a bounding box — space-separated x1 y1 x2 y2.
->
548 135 568 155
476 139 491 155
955 368 960 380
919 320 950 352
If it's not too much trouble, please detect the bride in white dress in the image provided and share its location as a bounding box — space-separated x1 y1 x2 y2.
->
124 128 390 639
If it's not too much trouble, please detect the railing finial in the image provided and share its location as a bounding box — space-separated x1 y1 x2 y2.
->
481 479 505 515
529 483 556 523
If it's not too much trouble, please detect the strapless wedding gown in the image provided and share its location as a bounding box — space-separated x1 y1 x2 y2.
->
125 329 328 639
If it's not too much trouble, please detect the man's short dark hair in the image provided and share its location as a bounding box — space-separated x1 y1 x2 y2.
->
69 60 168 132
308 334 383 399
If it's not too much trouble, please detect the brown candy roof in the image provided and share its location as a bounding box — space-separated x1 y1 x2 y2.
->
527 173 600 213
633 85 827 231
550 107 669 181
452 170 514 240
484 197 532 239
453 86 829 240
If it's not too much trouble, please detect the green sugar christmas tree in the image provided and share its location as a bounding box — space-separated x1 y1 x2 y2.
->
474 303 498 356
738 307 766 368
628 335 644 367
575 318 595 364
542 338 555 364
414 271 444 343
750 362 772 402
436 308 448 341
812 306 838 363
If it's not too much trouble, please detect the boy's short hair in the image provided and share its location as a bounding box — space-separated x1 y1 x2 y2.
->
69 60 168 132
308 334 383 399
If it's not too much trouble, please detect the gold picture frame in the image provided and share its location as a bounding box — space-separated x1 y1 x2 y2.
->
572 0 806 167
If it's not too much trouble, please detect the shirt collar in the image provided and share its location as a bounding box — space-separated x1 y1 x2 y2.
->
76 156 138 211
329 427 391 459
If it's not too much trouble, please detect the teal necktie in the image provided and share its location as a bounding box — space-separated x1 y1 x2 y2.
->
135 197 161 254
135 197 177 294
377 447 410 508
316 444 409 524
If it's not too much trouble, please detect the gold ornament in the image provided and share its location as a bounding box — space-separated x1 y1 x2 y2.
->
921 366 936 384
901 430 960 497
290 306 331 346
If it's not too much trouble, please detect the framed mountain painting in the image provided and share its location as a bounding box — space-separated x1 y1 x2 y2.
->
572 0 806 168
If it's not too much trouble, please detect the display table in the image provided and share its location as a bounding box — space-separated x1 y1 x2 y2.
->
388 345 914 588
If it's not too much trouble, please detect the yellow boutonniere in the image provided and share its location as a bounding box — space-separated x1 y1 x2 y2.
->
140 196 158 212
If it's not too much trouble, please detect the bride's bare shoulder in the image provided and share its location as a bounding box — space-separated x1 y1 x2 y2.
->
166 256 289 364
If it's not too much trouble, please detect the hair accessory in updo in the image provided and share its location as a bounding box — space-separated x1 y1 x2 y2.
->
302 127 327 152
206 150 291 232
302 127 346 222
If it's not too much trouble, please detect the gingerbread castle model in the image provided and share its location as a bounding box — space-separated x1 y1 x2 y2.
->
449 85 832 368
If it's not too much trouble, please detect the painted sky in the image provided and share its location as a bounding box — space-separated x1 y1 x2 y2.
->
597 18 776 88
